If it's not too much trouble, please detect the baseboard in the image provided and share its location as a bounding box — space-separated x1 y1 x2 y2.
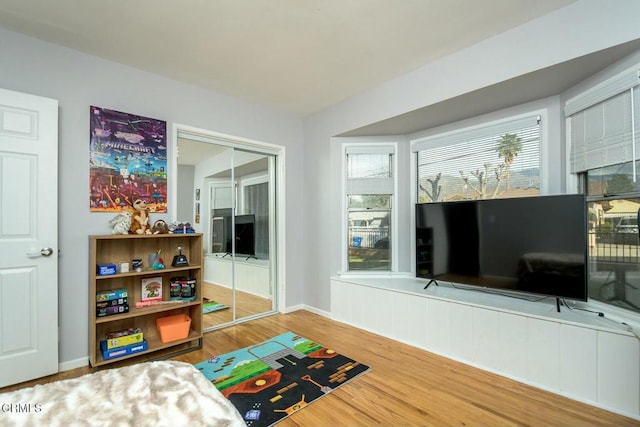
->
59 357 88 373
281 303 304 314
300 304 331 318
281 304 331 319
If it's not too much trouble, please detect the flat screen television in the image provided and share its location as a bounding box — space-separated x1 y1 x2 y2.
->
211 211 256 258
415 194 587 301
229 214 256 257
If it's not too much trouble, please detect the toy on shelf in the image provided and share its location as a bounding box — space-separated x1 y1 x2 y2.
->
171 247 189 267
151 219 169 234
109 212 132 235
135 300 185 308
169 222 195 234
96 289 129 317
105 327 143 349
100 340 148 360
148 250 165 270
169 276 196 301
129 199 152 235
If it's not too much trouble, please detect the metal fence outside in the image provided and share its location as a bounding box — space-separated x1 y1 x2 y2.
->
349 227 389 249
590 230 640 263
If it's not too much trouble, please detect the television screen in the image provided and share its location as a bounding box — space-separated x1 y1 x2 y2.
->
232 214 256 257
211 212 256 258
416 194 587 301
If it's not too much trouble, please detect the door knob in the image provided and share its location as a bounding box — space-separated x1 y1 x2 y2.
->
26 247 54 257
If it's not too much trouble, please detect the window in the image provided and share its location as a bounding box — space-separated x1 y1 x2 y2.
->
413 114 541 202
567 63 640 314
344 145 394 271
244 180 269 258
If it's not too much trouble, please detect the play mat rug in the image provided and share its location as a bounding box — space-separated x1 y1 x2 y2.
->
195 331 370 427
203 300 229 314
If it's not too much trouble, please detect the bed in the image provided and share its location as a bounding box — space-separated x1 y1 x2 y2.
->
0 361 246 427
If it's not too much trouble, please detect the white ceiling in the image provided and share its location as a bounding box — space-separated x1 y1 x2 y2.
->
0 0 577 117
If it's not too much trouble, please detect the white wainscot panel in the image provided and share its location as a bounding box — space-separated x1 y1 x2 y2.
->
426 298 450 355
559 324 597 402
449 303 473 362
330 279 349 324
349 284 367 330
597 331 640 415
526 318 560 390
204 257 231 285
408 296 429 349
471 307 500 371
362 286 388 335
377 288 395 337
204 257 270 298
391 292 412 343
498 312 528 379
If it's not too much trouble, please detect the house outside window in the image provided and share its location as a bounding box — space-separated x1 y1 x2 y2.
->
345 145 395 271
413 114 541 202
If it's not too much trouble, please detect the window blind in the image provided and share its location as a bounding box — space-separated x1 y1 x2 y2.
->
566 64 640 173
413 114 541 202
213 187 232 209
345 146 394 195
411 115 540 153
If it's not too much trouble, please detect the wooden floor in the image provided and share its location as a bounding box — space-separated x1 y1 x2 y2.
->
202 281 273 329
2 310 637 426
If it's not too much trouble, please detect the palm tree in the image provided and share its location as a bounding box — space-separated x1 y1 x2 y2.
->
496 133 522 190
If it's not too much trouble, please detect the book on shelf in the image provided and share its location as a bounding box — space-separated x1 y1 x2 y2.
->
141 276 163 302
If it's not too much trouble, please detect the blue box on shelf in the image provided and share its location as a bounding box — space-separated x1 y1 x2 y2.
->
96 264 117 276
100 339 148 360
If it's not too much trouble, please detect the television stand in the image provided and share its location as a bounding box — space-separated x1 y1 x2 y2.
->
424 279 439 290
221 252 257 261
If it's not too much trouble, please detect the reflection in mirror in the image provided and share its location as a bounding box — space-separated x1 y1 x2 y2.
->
177 134 276 330
232 149 275 322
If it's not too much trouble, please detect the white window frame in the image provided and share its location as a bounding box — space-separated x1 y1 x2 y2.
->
340 142 398 274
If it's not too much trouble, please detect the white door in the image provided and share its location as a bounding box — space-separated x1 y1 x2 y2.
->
0 88 58 387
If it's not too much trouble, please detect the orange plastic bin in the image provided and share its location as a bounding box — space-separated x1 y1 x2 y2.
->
156 314 191 343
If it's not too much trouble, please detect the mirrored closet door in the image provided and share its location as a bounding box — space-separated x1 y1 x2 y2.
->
176 130 277 331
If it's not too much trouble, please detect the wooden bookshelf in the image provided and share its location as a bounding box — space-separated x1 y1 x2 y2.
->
88 233 203 367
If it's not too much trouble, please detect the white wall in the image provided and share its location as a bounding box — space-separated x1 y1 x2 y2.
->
302 0 640 313
177 165 195 221
0 27 304 366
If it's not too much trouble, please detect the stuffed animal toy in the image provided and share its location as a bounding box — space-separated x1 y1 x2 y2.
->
109 212 132 235
151 219 169 234
129 199 152 235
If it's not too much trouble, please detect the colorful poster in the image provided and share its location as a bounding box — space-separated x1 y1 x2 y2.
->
89 106 167 212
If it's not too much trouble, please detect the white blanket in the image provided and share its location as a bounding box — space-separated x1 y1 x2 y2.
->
0 361 245 427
